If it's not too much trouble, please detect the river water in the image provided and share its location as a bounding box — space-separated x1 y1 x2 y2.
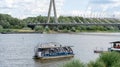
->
0 33 120 67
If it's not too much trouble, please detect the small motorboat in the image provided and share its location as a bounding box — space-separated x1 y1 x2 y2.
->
34 42 74 60
94 48 104 53
108 41 120 52
94 50 104 53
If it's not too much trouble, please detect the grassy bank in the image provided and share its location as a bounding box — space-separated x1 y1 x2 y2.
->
62 52 120 67
1 29 120 34
1 25 120 34
0 29 35 34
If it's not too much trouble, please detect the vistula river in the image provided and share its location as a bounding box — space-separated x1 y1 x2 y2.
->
0 33 120 67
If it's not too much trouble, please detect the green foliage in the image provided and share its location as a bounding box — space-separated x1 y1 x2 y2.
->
22 27 32 30
0 25 3 29
112 61 120 67
0 25 3 32
0 20 10 28
1 29 13 33
0 14 22 29
71 27 76 32
87 61 105 67
86 26 106 31
99 52 120 67
52 26 59 31
34 26 44 32
44 26 50 32
62 60 84 67
0 13 120 33
63 28 69 33
62 52 120 67
80 26 87 31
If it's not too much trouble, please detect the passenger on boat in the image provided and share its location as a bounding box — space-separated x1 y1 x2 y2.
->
113 43 116 48
114 45 120 49
118 45 120 48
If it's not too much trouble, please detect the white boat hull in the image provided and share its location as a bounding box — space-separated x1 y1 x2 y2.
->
34 54 74 60
108 48 120 52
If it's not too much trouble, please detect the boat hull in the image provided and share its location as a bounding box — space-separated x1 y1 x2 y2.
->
108 48 120 52
34 54 74 60
94 50 103 53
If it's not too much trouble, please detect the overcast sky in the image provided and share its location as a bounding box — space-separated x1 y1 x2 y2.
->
0 0 120 19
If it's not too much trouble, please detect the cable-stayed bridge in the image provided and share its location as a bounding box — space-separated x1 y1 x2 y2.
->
27 0 120 28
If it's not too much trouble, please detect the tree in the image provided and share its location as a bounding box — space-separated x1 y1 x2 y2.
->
0 25 3 32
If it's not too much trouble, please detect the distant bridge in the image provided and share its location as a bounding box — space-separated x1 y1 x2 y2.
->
27 0 120 29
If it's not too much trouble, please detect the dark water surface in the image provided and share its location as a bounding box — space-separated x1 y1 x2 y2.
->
0 33 120 67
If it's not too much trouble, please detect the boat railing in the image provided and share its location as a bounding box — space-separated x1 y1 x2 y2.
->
43 51 74 57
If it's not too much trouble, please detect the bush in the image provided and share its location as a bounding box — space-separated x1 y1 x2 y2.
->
98 52 120 67
112 61 120 67
63 28 69 33
0 25 3 32
62 60 84 67
62 52 120 67
1 29 12 33
34 26 44 32
22 27 32 30
71 27 76 32
88 60 105 67
44 26 50 32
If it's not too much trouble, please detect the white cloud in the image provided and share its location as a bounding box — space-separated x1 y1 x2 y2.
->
1 0 120 19
0 0 65 19
91 0 120 12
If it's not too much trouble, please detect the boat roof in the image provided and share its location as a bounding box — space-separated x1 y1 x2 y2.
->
36 42 73 49
110 41 120 43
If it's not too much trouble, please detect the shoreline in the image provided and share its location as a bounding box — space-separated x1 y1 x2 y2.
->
1 31 120 34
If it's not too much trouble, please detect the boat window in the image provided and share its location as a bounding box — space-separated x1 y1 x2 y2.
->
38 48 44 52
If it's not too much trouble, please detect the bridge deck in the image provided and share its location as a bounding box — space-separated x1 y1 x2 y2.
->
28 23 120 26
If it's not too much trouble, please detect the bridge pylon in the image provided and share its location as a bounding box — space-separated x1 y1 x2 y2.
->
47 0 58 23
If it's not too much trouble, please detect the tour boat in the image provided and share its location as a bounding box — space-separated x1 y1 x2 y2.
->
34 42 74 60
108 41 120 52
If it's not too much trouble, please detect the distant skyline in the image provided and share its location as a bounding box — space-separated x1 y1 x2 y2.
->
0 0 120 19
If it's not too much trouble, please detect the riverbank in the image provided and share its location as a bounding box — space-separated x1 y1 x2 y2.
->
1 29 120 34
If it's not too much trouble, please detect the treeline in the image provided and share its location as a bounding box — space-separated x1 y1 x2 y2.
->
62 52 120 67
0 13 120 33
0 14 24 29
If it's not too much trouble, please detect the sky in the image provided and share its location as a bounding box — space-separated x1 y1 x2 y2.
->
0 0 120 19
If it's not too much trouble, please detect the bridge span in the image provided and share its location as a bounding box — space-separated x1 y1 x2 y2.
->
28 23 120 26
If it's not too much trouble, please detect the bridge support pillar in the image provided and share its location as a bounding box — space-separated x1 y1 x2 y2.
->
47 0 58 23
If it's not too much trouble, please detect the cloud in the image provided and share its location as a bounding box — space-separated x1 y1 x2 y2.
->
90 0 120 12
59 0 120 18
91 0 115 4
0 0 65 19
1 0 120 19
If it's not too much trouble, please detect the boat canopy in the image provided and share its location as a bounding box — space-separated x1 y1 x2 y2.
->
110 41 120 48
110 41 120 44
36 42 73 49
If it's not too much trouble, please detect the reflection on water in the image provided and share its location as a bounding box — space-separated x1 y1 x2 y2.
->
0 33 120 67
34 57 73 63
34 58 73 67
